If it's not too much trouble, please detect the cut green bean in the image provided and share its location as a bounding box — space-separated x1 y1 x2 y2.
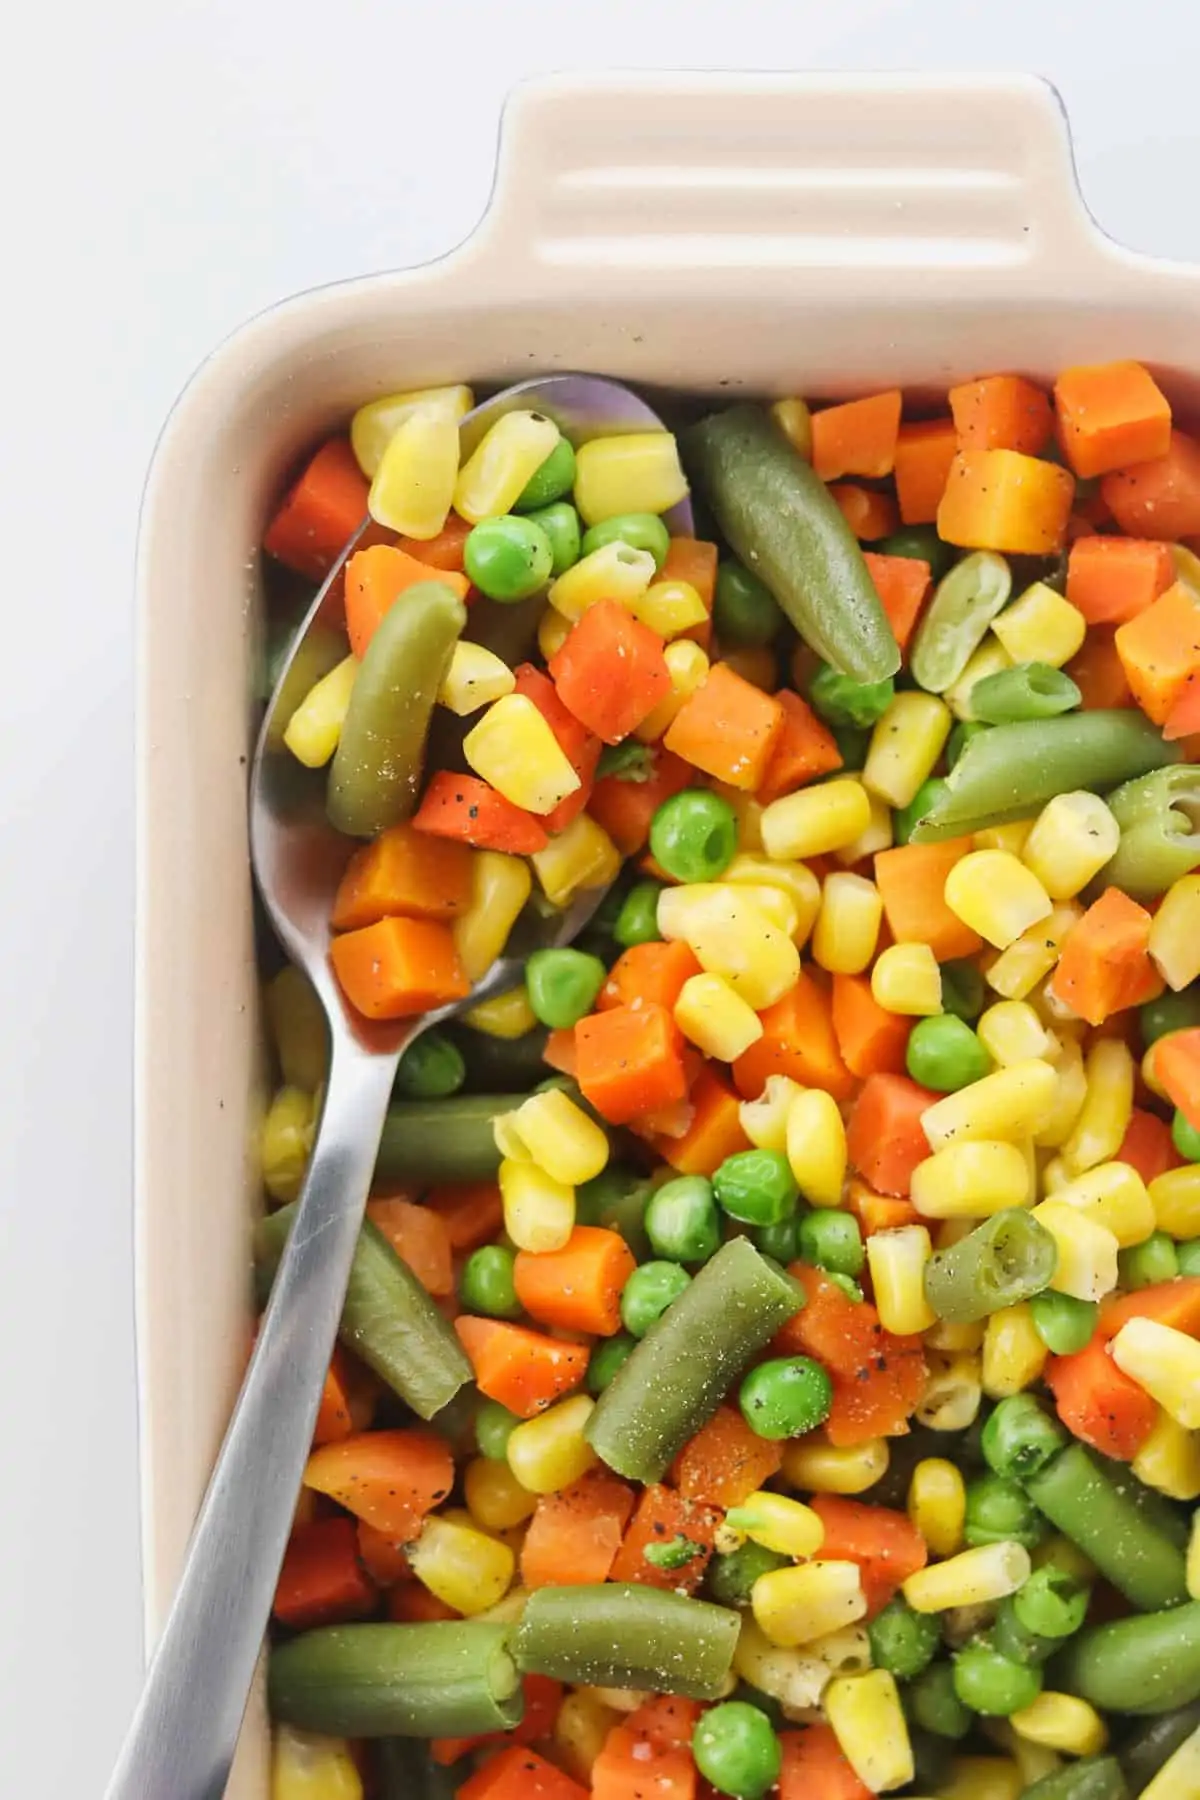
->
1104 765 1200 901
1120 1702 1200 1793
970 661 1082 723
268 1621 522 1737
1055 1600 1200 1716
511 1584 739 1699
923 1209 1058 1323
1021 1756 1130 1800
910 550 1012 693
1026 1443 1188 1612
376 1093 516 1183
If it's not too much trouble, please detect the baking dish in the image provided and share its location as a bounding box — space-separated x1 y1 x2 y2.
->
135 70 1200 1796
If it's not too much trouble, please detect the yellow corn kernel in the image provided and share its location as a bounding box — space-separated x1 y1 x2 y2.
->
675 973 763 1062
506 1394 598 1493
266 965 330 1092
629 577 708 638
1032 1038 1088 1150
1050 1161 1155 1248
982 1305 1047 1399
1020 792 1121 901
908 1458 966 1558
863 692 953 808
464 1455 538 1532
903 1541 1031 1613
532 813 622 909
659 886 800 1011
938 1757 1021 1800
728 1490 826 1559
1133 1408 1200 1502
991 581 1087 669
554 1690 621 1782
813 873 884 976
452 852 531 984
916 1351 983 1432
740 1074 805 1153
409 1515 515 1615
733 1616 868 1713
464 694 580 816
786 1088 848 1209
271 1724 364 1800
1039 1155 1070 1195
1189 1510 1200 1600
921 1059 1059 1151
724 856 823 945
825 1669 914 1795
771 397 813 457
985 901 1081 1001
538 603 573 663
438 642 516 717
944 851 1052 952
866 1226 937 1334
463 986 538 1039
635 639 710 742
582 1686 649 1714
573 431 688 527
659 880 798 939
1112 1318 1200 1428
761 778 873 861
549 540 657 622
945 639 1014 721
350 384 473 477
1031 1200 1119 1301
976 1001 1053 1068
1006 1728 1063 1789
722 645 779 692
751 1561 866 1648
910 1141 1031 1219
284 654 359 768
835 790 895 866
935 1217 979 1250
261 1085 316 1203
368 406 458 539
1141 1723 1200 1800
507 1088 609 1186
974 818 1036 857
712 786 766 855
1149 874 1200 991
454 411 561 524
926 1317 986 1353
1151 1164 1200 1239
871 942 943 1017
499 1158 575 1252
1062 1037 1134 1176
782 1436 890 1496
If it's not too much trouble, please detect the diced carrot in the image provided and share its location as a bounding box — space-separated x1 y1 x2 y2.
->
893 420 958 525
303 1428 453 1540
575 1002 688 1126
1065 536 1175 627
809 1495 928 1614
1164 675 1200 742
938 449 1075 556
826 1351 926 1447
626 1697 703 1754
513 664 602 832
458 1746 589 1800
548 600 671 744
1102 430 1200 539
844 1179 920 1237
1116 1109 1183 1187
423 1181 504 1252
1154 1028 1200 1133
776 1268 925 1447
949 374 1054 457
396 513 471 572
829 484 899 543
776 1264 891 1372
588 748 693 855
664 663 785 793
313 1346 357 1447
1054 362 1172 477
671 1404 784 1508
272 1517 377 1630
732 972 855 1103
592 1713 697 1800
455 1316 589 1418
862 552 932 653
608 1484 720 1594
811 391 903 482
1066 629 1133 711
366 1197 454 1297
430 1677 565 1766
648 1065 752 1175
600 941 703 1015
330 915 469 1021
264 438 369 581
342 543 470 658
661 537 719 650
413 771 549 855
1045 1334 1157 1460
1100 1275 1200 1340
756 691 843 804
513 1227 636 1336
1049 888 1155 1027
847 1074 939 1197
520 1469 636 1589
387 1583 459 1622
331 824 475 932
831 973 913 1080
874 839 983 962
778 1725 871 1800
356 1520 412 1587
1115 581 1200 725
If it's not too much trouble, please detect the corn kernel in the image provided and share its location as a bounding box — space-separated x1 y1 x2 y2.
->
992 581 1086 668
438 642 516 717
916 1351 982 1431
464 1456 538 1532
1032 1038 1088 1150
582 1687 649 1714
944 851 1052 952
1009 1690 1106 1758
1112 1318 1200 1429
455 411 561 524
723 857 823 945
863 692 952 808
722 645 779 692
867 1226 937 1333
284 654 359 768
1020 792 1120 901
506 1394 598 1493
505 1088 609 1186
368 406 458 539
1050 1160 1155 1248
713 785 766 854
629 577 708 638
1062 1037 1134 1176
903 1541 1031 1612
463 986 538 1039
921 1059 1059 1151
945 639 1014 721
261 1085 316 1203
740 1075 805 1153
871 942 943 1016
452 852 530 984
1032 1200 1119 1301
986 901 1082 1001
1132 1408 1200 1502
772 397 813 457
977 1001 1053 1068
732 1616 868 1713
908 1458 966 1558
782 1436 889 1496
761 778 873 861
1150 1164 1200 1238
350 383 473 477
635 639 710 742
537 602 572 669
675 973 763 1062
982 1305 1047 1399
271 1724 364 1800
835 790 895 865
554 1690 621 1782
911 1141 1031 1218
409 1515 515 1615
659 880 799 939
751 1561 866 1648
573 432 688 527
939 1757 1021 1800
813 873 884 975
548 541 657 622
659 885 800 1011
935 1217 979 1250
499 1158 575 1252
925 1317 986 1353
1141 1723 1200 1800
974 817 1036 857
1149 874 1200 991
727 1490 826 1558
1189 1510 1200 1600
532 813 622 908
786 1088 848 1209
464 693 580 816
266 965 330 1091
825 1669 913 1795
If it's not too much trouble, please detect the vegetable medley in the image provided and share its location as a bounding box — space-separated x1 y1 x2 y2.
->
258 362 1200 1800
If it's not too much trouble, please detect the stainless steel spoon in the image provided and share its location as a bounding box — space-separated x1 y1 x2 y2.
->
106 375 690 1800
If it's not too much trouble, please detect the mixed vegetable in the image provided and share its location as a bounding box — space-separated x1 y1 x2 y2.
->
258 361 1200 1800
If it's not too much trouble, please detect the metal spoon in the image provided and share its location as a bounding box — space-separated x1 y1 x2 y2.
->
106 375 689 1800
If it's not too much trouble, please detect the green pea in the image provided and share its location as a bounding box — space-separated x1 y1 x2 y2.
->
581 512 672 571
939 959 987 1023
714 1150 799 1228
463 515 554 602
1140 987 1200 1049
1012 1565 1090 1640
587 1332 636 1394
906 1014 992 1093
523 501 581 576
879 525 956 582
753 1214 806 1264
475 1398 521 1460
738 1355 832 1440
613 881 664 950
831 723 869 770
867 1597 940 1679
895 778 950 846
645 1175 722 1264
459 1245 521 1320
713 560 785 647
649 789 738 883
706 1542 789 1609
907 1661 972 1740
1118 1230 1178 1290
826 1271 864 1302
964 1473 1045 1551
808 662 895 730
514 436 577 510
1178 1238 1200 1276
981 1395 1066 1483
1174 1109 1200 1162
796 1209 864 1277
393 1029 466 1100
1029 1290 1098 1356
946 719 988 769
692 1701 782 1800
620 1261 691 1337
525 947 608 1030
952 1642 1043 1717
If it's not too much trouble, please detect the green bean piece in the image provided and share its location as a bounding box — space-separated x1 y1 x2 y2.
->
990 1595 1065 1668
1140 987 1200 1049
1026 1443 1188 1612
581 512 672 570
910 551 1012 693
268 1622 522 1737
906 1660 972 1739
894 778 950 846
1055 1600 1200 1715
909 712 1180 844
693 1701 782 1800
923 1209 1058 1323
808 662 896 730
377 1739 467 1800
940 958 987 1022
1021 1756 1130 1800
952 1640 1043 1715
575 1164 653 1259
946 718 988 769
447 1024 550 1094
376 1093 514 1184
512 1584 740 1699
880 524 956 581
706 1541 790 1609
394 1031 466 1100
1119 1702 1200 1794
867 1597 940 1679
255 1207 469 1417
831 723 869 769
981 1395 1068 1482
1104 765 1200 900
586 1238 801 1482
971 660 1082 723
328 580 466 836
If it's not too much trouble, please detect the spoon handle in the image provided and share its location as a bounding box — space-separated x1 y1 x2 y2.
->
106 1039 398 1800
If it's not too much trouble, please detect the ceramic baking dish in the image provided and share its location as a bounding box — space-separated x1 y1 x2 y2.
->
135 69 1200 1795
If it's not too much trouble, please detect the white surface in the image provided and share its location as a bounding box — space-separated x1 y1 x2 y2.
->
4 1 1200 1789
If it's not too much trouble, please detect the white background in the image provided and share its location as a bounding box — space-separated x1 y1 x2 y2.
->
5 0 1200 1790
